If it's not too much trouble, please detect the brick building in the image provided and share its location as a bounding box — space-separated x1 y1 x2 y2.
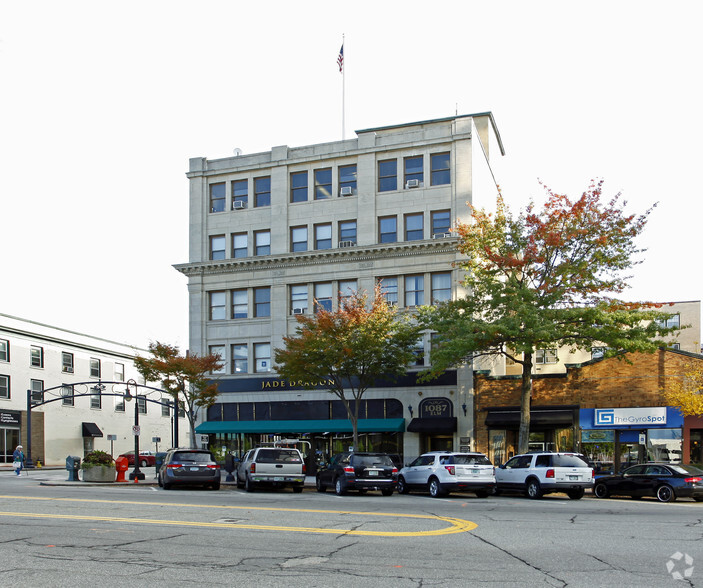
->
475 348 703 468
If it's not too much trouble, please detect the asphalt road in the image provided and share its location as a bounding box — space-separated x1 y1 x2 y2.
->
0 469 700 587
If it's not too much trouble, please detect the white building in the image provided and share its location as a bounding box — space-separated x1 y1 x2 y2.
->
176 113 504 466
0 313 188 466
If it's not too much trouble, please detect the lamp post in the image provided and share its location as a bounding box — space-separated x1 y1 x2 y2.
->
126 379 145 481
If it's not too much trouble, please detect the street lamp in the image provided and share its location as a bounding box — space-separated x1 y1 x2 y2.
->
125 379 145 481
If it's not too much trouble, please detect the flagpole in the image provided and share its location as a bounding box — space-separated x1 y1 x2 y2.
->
341 34 345 140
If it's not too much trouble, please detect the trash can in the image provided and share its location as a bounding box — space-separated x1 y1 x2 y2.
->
154 452 167 477
224 453 235 482
66 455 81 481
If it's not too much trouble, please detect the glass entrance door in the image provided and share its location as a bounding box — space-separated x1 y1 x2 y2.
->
1 428 21 463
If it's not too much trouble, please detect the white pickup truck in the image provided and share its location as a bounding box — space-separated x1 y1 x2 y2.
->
236 447 306 493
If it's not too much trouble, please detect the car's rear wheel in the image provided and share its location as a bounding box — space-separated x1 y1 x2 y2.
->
245 475 255 493
428 477 444 498
140 459 148 468
694 497 703 502
381 488 394 496
163 480 172 490
567 488 585 500
397 476 409 494
656 484 676 503
211 481 221 490
316 477 326 493
593 482 609 498
526 479 543 499
335 477 346 496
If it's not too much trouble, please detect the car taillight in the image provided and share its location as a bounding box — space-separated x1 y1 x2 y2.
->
546 469 555 478
444 465 455 475
591 469 595 479
206 464 220 469
685 477 702 484
250 463 256 473
166 463 182 469
302 463 306 474
392 467 398 474
343 466 355 474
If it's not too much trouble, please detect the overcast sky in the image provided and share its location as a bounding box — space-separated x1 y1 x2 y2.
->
1 1 701 350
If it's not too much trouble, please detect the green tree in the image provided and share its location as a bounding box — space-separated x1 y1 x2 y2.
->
419 181 680 454
135 342 223 448
274 286 421 450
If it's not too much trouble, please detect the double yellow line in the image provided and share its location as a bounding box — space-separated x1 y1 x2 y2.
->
0 496 477 537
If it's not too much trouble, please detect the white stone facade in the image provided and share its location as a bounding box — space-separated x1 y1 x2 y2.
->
176 114 504 462
0 313 188 466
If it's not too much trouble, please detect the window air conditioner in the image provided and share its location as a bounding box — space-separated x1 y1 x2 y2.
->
292 308 305 315
405 179 420 189
338 240 355 248
232 201 247 210
339 186 354 196
432 232 452 239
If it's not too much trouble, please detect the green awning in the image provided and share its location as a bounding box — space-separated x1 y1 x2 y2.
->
195 418 406 435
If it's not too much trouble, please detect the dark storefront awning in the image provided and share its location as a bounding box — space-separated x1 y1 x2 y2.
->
196 418 406 435
485 407 576 428
407 417 457 434
82 422 103 438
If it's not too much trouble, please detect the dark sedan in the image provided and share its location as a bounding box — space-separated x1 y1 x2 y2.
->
593 463 703 503
316 452 397 496
157 448 221 490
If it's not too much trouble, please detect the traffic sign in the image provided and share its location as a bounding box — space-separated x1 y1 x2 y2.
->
132 425 141 436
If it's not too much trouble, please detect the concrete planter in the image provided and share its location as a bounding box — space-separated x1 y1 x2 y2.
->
81 465 116 483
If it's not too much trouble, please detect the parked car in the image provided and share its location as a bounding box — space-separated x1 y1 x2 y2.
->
316 452 397 496
236 447 306 492
494 452 593 499
593 463 703 503
118 450 156 467
157 448 221 490
397 451 495 498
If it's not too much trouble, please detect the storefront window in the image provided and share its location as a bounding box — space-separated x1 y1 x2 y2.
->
690 430 703 465
647 428 682 463
489 430 506 466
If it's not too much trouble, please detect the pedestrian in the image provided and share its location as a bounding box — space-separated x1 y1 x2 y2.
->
12 445 24 476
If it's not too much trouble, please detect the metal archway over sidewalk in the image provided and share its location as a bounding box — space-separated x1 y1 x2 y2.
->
24 380 177 476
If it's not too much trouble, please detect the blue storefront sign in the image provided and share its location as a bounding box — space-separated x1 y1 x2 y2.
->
580 407 683 430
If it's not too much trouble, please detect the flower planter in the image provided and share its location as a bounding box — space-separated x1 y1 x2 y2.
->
81 465 116 483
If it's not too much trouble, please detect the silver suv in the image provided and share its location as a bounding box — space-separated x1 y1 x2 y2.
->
397 451 495 498
494 452 593 499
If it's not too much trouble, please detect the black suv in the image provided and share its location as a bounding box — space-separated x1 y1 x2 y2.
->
316 452 398 496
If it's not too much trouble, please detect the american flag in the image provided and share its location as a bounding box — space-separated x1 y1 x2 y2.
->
337 44 344 73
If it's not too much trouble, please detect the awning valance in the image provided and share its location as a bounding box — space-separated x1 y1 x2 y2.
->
82 422 103 438
407 417 457 433
485 407 575 428
195 418 405 435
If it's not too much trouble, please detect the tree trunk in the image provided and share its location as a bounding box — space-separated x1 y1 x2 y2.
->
518 352 533 454
352 395 360 451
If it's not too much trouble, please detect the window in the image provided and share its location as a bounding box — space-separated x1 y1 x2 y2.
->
61 352 74 373
339 164 357 195
291 226 308 252
431 272 451 303
378 277 398 306
404 156 423 186
91 385 102 409
405 275 424 307
430 152 451 185
254 230 271 256
591 347 606 360
114 362 124 382
314 168 332 199
62 384 74 406
291 285 308 314
209 291 226 320
161 400 170 417
209 345 226 374
254 287 271 317
138 396 146 415
290 171 308 202
254 343 271 373
232 233 248 258
210 182 225 213
0 339 8 362
535 349 558 364
668 343 681 350
405 213 423 241
314 283 333 313
210 235 226 260
30 346 44 368
115 393 125 412
254 176 271 207
232 344 248 374
90 358 101 378
338 280 357 306
339 220 357 245
378 159 397 192
412 339 425 367
232 179 248 208
231 289 248 319
315 223 332 250
0 375 9 399
658 314 681 329
431 210 451 237
379 216 397 243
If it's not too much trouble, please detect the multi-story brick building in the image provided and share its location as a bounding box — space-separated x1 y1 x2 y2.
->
175 113 504 466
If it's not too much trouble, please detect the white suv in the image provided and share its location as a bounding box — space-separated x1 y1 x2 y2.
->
494 452 593 499
397 451 495 498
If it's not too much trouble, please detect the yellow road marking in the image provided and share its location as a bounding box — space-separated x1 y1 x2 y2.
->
0 495 477 536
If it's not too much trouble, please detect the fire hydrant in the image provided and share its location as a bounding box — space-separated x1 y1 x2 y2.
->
115 456 129 482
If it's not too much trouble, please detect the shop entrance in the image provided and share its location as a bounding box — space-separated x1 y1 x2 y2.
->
0 427 21 464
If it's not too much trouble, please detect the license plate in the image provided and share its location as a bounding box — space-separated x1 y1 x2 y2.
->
472 469 479 474
569 475 579 480
189 467 199 472
369 470 378 476
274 477 283 481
